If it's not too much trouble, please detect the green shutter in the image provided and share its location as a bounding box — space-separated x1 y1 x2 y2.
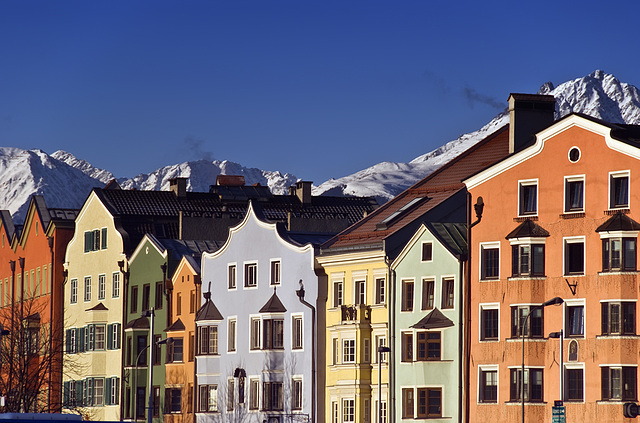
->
78 328 85 352
89 325 95 351
107 324 113 350
105 378 112 405
75 381 83 405
101 228 107 249
115 323 121 349
114 377 120 405
65 329 71 353
63 381 70 406
84 231 92 253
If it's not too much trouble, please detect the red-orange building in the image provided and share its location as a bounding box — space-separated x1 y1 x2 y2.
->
0 196 77 412
465 94 640 421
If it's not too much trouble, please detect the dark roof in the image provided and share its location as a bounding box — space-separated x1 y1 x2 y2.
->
505 219 550 239
195 292 223 321
124 316 150 330
165 318 186 332
259 288 287 313
0 210 16 240
596 212 640 232
411 308 454 329
425 222 467 258
322 125 510 252
86 302 109 312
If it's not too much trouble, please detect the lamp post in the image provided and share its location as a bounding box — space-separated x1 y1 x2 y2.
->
548 330 564 401
522 297 563 423
378 345 391 423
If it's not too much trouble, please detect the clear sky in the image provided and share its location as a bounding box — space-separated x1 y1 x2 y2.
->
2 0 640 184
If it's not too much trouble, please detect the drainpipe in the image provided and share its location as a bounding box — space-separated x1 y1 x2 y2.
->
119 259 130 419
385 255 395 423
47 236 54 413
18 257 24 412
8 260 15 400
296 280 316 423
465 194 484 423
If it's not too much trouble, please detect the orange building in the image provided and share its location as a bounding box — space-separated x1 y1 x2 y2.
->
465 94 640 421
0 196 77 412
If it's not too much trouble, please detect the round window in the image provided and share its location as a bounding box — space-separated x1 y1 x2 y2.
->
569 147 581 162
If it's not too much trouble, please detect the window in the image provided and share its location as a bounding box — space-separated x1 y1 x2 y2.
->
152 386 160 416
332 338 339 365
70 279 78 304
84 229 104 253
375 277 385 304
343 399 355 422
270 260 281 285
510 368 543 402
84 277 91 302
602 366 637 401
602 237 637 271
244 263 257 287
94 378 105 406
167 337 184 362
421 279 434 310
565 367 584 401
263 382 283 411
511 306 543 338
176 292 182 316
355 280 366 305
130 286 138 313
228 264 237 289
227 379 234 411
136 335 147 366
519 180 538 215
263 318 284 350
417 388 441 418
511 243 545 277
441 278 454 309
67 328 77 353
565 176 585 212
416 331 440 361
565 303 585 337
109 377 119 405
198 326 218 355
292 378 302 410
610 171 630 209
480 305 499 341
333 281 343 307
601 301 636 335
401 280 414 312
401 332 413 362
199 384 218 412
332 401 338 423
166 387 182 413
479 368 498 403
189 332 195 362
292 316 303 350
564 238 585 275
422 242 433 261
376 335 387 363
112 272 120 298
363 338 370 363
228 318 237 352
107 323 121 350
152 335 161 365
155 282 163 310
98 275 106 300
377 400 387 423
481 243 500 280
249 379 259 410
250 318 261 350
94 325 106 350
402 388 414 419
142 284 150 311
343 339 355 363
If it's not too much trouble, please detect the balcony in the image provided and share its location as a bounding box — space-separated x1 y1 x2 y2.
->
341 304 371 323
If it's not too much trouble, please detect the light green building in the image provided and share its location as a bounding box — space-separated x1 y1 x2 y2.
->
391 222 466 422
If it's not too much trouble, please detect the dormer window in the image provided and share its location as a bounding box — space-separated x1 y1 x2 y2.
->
518 180 538 216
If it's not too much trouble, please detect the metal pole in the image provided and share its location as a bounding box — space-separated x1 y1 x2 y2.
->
378 348 382 423
560 329 564 401
147 308 154 423
521 309 532 423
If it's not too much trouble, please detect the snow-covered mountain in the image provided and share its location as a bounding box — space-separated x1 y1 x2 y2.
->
2 70 640 221
313 70 640 203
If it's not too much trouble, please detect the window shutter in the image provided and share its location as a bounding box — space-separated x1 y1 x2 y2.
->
101 228 107 249
63 381 70 406
89 325 95 351
601 303 609 335
105 378 112 405
114 377 120 405
115 323 121 349
88 378 95 406
75 381 83 406
93 229 100 251
65 329 71 353
107 324 113 350
601 367 609 400
84 231 92 253
511 245 518 276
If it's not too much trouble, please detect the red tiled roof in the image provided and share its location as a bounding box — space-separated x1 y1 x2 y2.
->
323 125 510 250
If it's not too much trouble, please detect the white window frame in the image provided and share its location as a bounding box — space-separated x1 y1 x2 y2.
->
518 179 538 217
243 261 258 289
480 242 501 281
291 376 303 410
83 276 91 302
343 339 356 363
477 364 499 403
228 317 237 352
112 272 120 298
270 259 281 286
98 274 106 300
70 279 78 304
374 276 386 305
563 362 586 402
227 263 237 290
249 315 262 351
291 313 303 350
479 303 500 342
249 377 260 411
564 298 586 338
564 174 586 213
563 236 586 276
343 398 355 422
609 170 630 210
354 279 367 305
421 241 433 262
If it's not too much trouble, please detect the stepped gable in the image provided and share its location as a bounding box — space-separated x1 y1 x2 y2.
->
322 125 510 252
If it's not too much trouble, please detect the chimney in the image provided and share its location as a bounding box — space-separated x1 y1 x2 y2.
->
293 181 312 204
216 175 245 186
508 93 556 154
169 177 187 198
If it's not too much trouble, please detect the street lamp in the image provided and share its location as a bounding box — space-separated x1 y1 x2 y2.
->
378 345 391 423
548 330 564 401
522 297 563 423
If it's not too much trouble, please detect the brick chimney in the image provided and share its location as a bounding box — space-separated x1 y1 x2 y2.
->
508 93 556 154
292 181 312 204
169 177 187 198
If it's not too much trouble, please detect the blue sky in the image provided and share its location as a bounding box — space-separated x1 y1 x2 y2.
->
2 1 640 184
